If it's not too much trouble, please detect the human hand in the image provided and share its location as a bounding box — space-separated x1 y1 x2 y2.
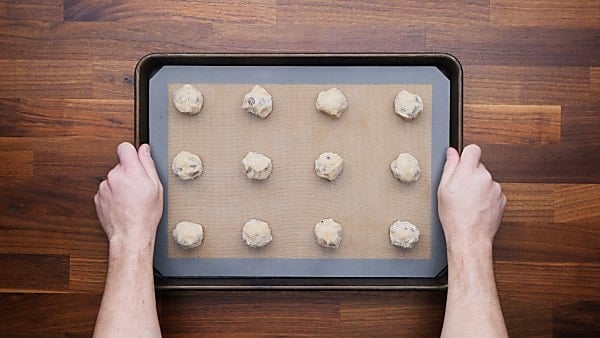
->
437 144 506 251
94 142 163 253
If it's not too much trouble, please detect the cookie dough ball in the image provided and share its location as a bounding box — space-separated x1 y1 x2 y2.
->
394 90 423 121
391 153 421 183
315 152 344 181
242 152 272 180
173 84 203 115
173 221 204 249
389 221 420 249
315 218 342 248
172 150 203 180
316 87 347 119
242 219 273 248
242 85 273 118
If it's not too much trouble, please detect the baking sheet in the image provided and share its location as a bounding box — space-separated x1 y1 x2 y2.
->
148 64 450 278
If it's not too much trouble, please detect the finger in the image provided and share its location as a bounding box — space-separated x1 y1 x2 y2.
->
94 188 103 215
458 144 482 170
439 147 460 188
478 162 493 183
117 142 144 173
492 181 502 195
98 179 111 195
104 164 120 190
94 192 103 215
105 167 120 187
138 144 161 187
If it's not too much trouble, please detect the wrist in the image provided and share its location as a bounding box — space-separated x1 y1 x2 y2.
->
446 237 493 260
108 235 155 262
446 239 496 288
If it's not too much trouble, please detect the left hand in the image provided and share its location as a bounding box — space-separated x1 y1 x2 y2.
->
94 142 163 250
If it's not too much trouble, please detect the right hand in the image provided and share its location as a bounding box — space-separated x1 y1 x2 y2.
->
437 144 506 250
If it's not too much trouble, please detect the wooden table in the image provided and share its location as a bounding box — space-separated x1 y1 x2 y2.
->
0 1 598 336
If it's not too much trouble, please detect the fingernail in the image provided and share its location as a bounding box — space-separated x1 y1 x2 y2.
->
143 144 151 155
446 147 452 159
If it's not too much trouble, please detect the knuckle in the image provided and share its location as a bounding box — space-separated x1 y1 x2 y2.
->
98 180 108 192
482 168 492 181
106 169 120 182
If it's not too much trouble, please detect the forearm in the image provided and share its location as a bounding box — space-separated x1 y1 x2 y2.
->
94 239 161 338
441 240 508 338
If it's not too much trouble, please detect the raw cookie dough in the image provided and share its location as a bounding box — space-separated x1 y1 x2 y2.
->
242 219 273 248
172 150 203 180
390 153 421 183
172 221 204 249
394 90 423 121
315 152 344 181
389 221 420 249
173 84 204 115
242 85 273 118
316 87 347 119
242 152 272 180
314 218 342 248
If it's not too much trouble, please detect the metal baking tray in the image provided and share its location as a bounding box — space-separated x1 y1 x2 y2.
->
135 53 462 290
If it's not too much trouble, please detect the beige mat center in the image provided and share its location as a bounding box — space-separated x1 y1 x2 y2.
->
167 84 432 259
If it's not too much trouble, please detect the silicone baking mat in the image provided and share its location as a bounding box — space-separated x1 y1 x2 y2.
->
167 83 432 260
146 63 451 278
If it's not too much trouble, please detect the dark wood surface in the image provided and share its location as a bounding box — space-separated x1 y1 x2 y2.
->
0 1 598 337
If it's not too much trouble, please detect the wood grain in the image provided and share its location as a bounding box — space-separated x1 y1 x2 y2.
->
0 20 213 61
33 136 123 178
495 261 600 302
592 67 600 104
276 0 490 27
0 293 100 334
490 0 600 28
494 221 600 263
92 60 136 99
464 104 561 145
0 253 69 293
0 0 598 336
339 291 445 337
213 23 425 53
501 297 553 337
0 60 92 98
0 176 98 220
553 301 600 337
502 183 554 222
69 256 107 294
480 143 600 183
0 222 106 256
464 66 590 106
554 184 600 223
158 291 340 336
560 105 600 145
0 99 132 137
64 0 276 24
0 0 63 21
426 26 600 66
0 137 32 177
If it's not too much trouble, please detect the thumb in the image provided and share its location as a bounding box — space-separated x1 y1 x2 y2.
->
138 144 161 187
439 147 459 189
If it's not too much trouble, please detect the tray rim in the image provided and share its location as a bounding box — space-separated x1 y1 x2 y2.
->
135 53 463 290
